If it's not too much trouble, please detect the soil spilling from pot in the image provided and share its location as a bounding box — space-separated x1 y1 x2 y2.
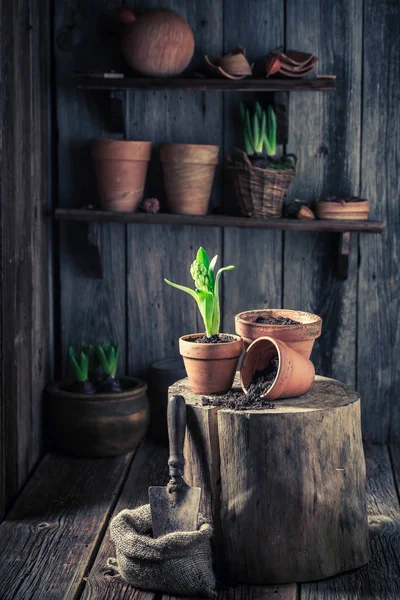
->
249 154 295 171
202 357 279 410
320 195 367 204
194 334 236 344
254 315 300 325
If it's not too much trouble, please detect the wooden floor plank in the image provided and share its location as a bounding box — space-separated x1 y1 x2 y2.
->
81 441 168 600
0 452 133 600
162 585 297 600
301 444 400 599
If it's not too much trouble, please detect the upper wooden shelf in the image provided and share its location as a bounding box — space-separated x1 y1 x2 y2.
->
73 75 336 93
55 208 383 233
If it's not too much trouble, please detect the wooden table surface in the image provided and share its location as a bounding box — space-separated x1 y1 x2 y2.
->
0 440 399 600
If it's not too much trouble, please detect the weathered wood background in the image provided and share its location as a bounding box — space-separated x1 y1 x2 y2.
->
0 0 52 518
53 0 400 446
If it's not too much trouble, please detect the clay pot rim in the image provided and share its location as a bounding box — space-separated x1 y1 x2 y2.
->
316 199 370 207
46 376 147 401
236 309 322 333
241 336 282 399
92 139 152 161
160 143 219 165
92 139 152 146
179 333 243 359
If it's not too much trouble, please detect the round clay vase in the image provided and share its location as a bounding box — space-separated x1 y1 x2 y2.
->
160 144 219 215
235 309 322 359
45 377 149 457
315 200 370 220
179 334 243 395
117 8 195 77
240 336 315 401
92 139 152 212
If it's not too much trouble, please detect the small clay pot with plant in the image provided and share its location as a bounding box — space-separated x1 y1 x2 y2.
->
315 196 370 220
227 102 297 218
165 247 243 395
46 342 149 457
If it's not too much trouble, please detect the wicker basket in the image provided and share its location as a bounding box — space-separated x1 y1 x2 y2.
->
227 148 297 218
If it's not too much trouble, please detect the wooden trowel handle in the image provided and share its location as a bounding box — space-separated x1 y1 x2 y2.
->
167 395 186 484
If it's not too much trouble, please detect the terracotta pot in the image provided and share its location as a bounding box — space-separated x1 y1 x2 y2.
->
92 139 151 212
179 333 243 395
215 46 253 76
45 377 149 457
117 8 195 77
235 309 322 359
160 144 219 215
315 200 370 220
240 336 315 400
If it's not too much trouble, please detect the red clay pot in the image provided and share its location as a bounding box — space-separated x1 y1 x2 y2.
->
240 336 315 401
235 309 322 359
315 200 370 220
92 139 152 212
160 144 219 215
179 333 243 395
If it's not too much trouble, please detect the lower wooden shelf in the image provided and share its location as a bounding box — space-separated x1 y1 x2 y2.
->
54 208 385 280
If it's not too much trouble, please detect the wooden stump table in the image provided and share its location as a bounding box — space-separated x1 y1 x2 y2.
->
169 374 371 584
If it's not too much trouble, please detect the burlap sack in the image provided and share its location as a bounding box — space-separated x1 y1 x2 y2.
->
107 504 216 598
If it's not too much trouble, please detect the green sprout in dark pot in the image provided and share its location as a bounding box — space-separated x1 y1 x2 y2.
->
96 342 122 393
68 345 96 394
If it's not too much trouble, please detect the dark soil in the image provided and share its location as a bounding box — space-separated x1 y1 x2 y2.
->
194 334 236 344
97 375 122 393
249 154 295 171
320 195 367 204
202 357 279 411
254 315 300 325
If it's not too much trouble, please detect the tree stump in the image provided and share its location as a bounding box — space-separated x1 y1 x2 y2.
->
170 374 370 584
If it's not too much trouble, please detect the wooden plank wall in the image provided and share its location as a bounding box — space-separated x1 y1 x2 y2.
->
0 0 52 518
54 0 400 444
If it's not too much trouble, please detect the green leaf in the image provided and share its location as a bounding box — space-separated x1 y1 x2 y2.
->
263 131 273 157
211 266 235 335
68 346 88 382
196 247 210 270
255 102 263 119
253 112 260 153
244 131 254 155
260 110 266 154
268 106 277 156
196 289 215 336
209 254 218 279
164 279 199 302
245 109 253 149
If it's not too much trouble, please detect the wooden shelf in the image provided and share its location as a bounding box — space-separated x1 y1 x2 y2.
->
73 75 336 92
55 209 384 281
55 208 384 233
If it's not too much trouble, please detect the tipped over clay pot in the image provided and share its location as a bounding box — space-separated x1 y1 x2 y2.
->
235 309 322 359
240 336 315 401
315 198 370 220
92 139 152 212
160 144 219 215
179 333 243 395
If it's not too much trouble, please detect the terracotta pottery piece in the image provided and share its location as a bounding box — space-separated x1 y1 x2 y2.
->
160 143 219 215
203 56 249 80
179 333 243 395
265 48 317 78
45 377 149 457
117 8 194 77
92 139 152 212
240 336 315 400
315 199 370 220
235 309 322 359
298 205 316 220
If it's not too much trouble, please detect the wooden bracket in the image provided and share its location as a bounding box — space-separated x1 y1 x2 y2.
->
109 90 126 135
336 232 351 280
86 222 103 279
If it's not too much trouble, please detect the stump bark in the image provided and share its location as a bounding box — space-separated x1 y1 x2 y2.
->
170 374 370 584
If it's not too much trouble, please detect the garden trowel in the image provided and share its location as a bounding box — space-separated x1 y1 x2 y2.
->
149 395 201 537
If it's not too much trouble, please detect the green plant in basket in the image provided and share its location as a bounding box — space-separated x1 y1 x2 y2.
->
96 342 122 393
164 247 234 339
239 102 295 170
68 344 96 395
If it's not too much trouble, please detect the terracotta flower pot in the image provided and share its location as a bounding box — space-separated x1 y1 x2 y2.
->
179 333 243 395
45 377 149 457
235 309 322 359
240 336 315 400
160 144 219 215
92 139 152 212
315 200 370 220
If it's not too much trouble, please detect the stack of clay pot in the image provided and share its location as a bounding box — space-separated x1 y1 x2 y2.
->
265 49 317 78
236 309 322 400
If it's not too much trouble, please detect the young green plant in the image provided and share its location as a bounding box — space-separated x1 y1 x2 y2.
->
239 101 277 157
68 345 96 394
164 247 234 338
95 342 122 393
